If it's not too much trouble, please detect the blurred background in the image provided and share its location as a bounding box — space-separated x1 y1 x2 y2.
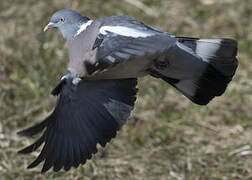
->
0 0 252 179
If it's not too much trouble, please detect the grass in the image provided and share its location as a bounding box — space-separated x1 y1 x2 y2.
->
1 0 252 179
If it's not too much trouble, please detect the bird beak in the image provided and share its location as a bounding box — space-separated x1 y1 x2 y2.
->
43 22 55 32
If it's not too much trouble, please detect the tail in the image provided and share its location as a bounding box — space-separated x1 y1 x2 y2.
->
149 37 238 105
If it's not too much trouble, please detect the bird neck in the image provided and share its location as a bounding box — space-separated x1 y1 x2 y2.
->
63 18 91 41
74 20 94 37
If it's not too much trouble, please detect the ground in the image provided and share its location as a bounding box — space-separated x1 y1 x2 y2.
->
0 0 252 179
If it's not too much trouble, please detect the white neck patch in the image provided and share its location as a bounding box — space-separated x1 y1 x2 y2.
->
75 20 94 36
100 26 154 38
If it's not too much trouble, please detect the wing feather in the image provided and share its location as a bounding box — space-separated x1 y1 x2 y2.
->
18 78 137 172
89 32 176 76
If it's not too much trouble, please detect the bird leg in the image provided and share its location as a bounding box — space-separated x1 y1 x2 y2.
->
72 77 82 85
61 71 82 85
51 71 82 96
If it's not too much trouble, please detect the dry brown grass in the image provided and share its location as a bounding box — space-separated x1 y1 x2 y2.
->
0 0 252 179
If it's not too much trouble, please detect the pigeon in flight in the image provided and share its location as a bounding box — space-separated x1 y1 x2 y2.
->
18 9 238 173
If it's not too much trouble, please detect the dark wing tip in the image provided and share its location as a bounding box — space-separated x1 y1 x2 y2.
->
27 153 45 169
18 135 45 154
17 117 50 137
19 78 138 173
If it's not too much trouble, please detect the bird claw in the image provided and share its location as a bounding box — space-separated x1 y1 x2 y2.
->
61 72 82 86
72 77 82 85
51 72 82 96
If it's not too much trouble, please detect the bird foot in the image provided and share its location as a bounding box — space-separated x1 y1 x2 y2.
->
72 77 82 85
51 72 82 96
61 72 82 85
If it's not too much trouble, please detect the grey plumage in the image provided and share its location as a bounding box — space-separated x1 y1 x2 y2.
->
67 20 101 77
46 9 90 40
19 9 238 173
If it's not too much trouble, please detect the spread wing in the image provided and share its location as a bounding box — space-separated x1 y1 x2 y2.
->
18 77 137 173
67 16 177 78
89 23 177 76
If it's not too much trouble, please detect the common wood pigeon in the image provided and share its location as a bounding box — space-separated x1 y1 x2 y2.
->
18 9 238 173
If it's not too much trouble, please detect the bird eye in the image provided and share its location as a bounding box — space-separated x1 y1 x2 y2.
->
60 18 65 22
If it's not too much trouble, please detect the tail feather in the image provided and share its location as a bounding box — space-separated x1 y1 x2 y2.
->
177 37 238 76
151 37 238 105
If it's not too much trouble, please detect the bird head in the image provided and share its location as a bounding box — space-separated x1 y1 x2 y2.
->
44 9 90 40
